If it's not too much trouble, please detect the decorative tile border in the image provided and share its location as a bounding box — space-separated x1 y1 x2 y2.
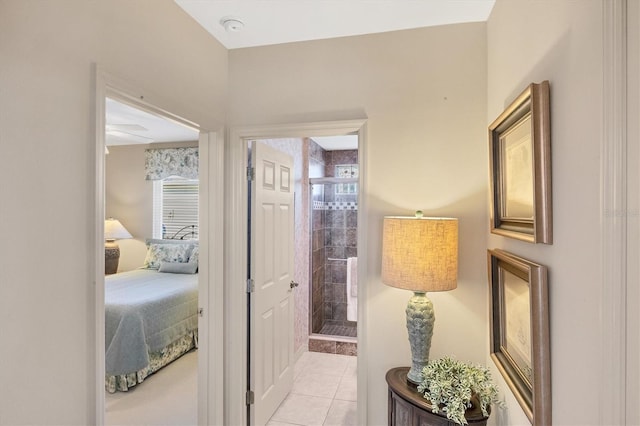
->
313 201 358 211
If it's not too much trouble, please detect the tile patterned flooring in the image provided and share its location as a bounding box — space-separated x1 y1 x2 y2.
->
105 349 356 426
267 351 358 426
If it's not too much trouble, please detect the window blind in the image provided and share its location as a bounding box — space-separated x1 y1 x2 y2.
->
153 177 199 239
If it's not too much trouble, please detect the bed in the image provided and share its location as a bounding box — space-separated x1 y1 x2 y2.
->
105 239 199 393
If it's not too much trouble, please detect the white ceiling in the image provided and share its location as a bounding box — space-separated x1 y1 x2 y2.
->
105 98 199 146
175 0 495 50
311 135 358 151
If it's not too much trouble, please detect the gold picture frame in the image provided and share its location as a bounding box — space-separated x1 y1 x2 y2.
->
489 81 552 243
487 249 551 425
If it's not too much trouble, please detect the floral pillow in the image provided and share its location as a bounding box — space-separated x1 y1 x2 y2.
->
143 243 192 270
188 245 199 265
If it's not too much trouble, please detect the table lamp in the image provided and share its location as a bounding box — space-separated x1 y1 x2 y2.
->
381 212 458 384
104 218 132 275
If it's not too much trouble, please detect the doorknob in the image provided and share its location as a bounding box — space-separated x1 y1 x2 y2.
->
290 281 299 289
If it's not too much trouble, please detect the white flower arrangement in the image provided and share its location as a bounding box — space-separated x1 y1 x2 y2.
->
417 356 503 425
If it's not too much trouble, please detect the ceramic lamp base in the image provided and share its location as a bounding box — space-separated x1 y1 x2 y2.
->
105 240 120 275
406 292 435 384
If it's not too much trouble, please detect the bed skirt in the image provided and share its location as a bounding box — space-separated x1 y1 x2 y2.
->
106 329 198 393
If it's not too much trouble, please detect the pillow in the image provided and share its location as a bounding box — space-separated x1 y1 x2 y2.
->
188 245 199 264
159 261 198 274
143 243 192 269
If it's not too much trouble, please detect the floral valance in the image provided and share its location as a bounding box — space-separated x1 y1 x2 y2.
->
145 147 198 180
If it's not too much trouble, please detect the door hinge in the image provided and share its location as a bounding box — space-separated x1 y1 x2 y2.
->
247 166 255 181
246 278 255 293
246 389 255 405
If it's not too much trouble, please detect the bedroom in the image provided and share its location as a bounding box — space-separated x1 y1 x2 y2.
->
103 96 201 424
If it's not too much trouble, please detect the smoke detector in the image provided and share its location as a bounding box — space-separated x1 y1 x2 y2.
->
220 17 244 32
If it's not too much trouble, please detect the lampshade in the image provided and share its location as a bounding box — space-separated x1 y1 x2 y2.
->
104 218 133 241
382 214 459 384
382 216 458 292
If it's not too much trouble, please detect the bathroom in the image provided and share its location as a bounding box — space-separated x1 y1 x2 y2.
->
308 141 358 355
258 134 359 424
258 135 359 356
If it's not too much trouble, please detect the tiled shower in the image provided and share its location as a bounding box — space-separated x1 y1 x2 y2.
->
309 146 358 355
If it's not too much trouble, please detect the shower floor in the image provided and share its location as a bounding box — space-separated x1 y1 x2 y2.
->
319 324 357 338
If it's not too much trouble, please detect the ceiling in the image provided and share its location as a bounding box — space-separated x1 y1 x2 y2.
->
107 1 496 149
311 135 358 151
105 98 199 146
175 0 496 50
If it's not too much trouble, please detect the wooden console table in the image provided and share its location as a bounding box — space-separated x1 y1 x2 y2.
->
386 367 488 426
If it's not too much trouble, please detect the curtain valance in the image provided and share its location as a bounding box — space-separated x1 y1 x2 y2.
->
145 147 198 180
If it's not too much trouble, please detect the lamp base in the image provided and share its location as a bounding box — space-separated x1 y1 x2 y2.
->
105 240 120 275
406 292 435 384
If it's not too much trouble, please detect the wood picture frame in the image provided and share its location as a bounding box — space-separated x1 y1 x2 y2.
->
487 249 551 425
488 81 552 243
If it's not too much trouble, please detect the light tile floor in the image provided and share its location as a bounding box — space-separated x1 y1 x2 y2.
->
267 351 358 426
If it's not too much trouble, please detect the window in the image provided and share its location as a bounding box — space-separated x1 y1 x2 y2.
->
335 164 358 194
153 177 199 239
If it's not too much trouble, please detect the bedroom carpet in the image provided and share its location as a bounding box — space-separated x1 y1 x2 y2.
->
105 350 197 426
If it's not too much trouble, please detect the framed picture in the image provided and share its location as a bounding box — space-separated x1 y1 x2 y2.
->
487 249 551 425
488 81 552 244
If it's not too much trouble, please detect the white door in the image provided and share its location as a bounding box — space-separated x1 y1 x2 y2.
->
250 142 296 426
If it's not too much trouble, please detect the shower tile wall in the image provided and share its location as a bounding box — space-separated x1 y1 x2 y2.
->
323 150 358 331
310 140 326 334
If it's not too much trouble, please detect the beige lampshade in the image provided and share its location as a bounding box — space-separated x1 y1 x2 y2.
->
381 216 458 292
104 218 133 241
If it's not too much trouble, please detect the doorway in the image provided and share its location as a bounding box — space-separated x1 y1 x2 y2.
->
224 120 368 426
94 69 224 426
103 96 199 425
307 136 359 354
250 135 359 425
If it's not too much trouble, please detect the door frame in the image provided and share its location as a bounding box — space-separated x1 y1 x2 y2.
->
93 66 224 426
225 120 368 426
623 0 639 423
601 2 630 425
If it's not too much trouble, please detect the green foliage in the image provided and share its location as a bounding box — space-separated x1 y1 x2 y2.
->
417 356 503 425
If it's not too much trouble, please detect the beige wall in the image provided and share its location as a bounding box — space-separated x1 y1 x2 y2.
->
230 23 488 423
487 1 603 424
106 145 152 272
0 1 227 424
105 141 198 272
0 1 622 425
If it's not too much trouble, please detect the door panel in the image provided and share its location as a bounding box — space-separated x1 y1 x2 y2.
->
251 142 295 426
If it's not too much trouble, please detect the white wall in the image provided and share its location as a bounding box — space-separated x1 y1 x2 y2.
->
0 1 227 424
487 1 603 424
229 23 488 424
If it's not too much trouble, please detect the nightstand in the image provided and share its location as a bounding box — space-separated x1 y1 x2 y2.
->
386 367 488 426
